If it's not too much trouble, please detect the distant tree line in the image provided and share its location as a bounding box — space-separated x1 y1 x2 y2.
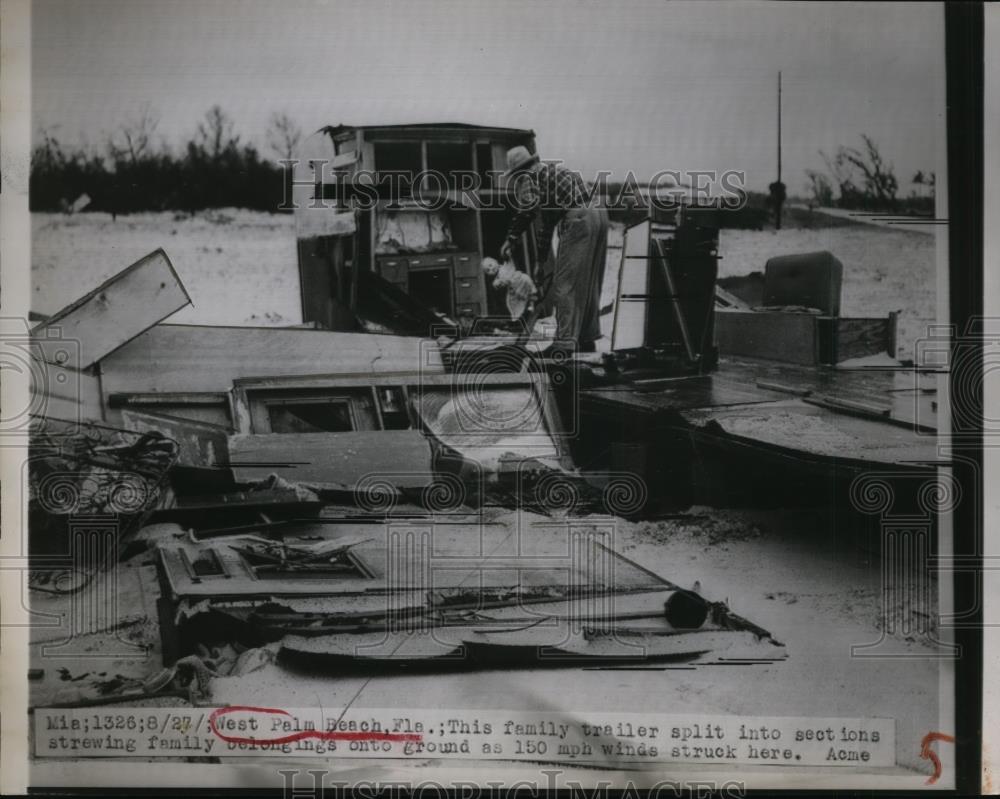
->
30 106 302 215
805 134 935 215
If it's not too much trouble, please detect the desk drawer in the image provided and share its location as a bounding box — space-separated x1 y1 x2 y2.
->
454 277 482 305
453 252 479 277
377 257 407 283
409 254 452 269
455 302 481 318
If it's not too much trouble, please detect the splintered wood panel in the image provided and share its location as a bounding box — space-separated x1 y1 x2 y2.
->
228 429 433 488
611 220 649 351
32 249 191 369
98 325 443 395
833 317 891 362
714 310 818 365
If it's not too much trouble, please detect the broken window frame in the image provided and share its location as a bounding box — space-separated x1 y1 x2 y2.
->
229 371 574 470
243 388 380 434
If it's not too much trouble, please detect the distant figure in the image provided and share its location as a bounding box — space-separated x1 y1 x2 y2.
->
482 256 537 321
500 146 608 352
768 180 787 230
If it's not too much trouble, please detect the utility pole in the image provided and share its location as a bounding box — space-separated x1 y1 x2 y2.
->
769 70 786 230
777 70 782 185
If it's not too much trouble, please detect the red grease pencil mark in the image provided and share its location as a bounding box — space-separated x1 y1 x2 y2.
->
920 731 955 785
208 706 422 746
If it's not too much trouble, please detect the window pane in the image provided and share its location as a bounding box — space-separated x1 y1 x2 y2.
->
268 401 354 434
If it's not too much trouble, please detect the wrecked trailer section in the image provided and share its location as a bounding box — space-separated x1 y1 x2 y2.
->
154 520 785 671
226 369 578 503
562 209 939 516
575 359 939 512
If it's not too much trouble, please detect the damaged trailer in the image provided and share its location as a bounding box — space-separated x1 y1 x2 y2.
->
24 124 941 701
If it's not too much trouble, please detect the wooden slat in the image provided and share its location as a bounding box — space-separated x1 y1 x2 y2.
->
98 324 443 396
31 249 191 369
228 430 434 488
715 285 752 311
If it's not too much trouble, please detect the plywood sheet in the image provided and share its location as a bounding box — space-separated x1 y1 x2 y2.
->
31 249 191 369
99 324 443 395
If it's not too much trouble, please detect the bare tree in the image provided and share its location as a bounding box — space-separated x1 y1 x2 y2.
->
107 104 159 165
266 112 303 161
913 170 936 192
840 134 898 210
195 105 239 158
819 148 853 191
805 169 833 207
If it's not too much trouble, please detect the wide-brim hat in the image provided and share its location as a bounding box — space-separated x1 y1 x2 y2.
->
505 145 540 176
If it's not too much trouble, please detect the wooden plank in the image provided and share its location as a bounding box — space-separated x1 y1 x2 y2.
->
715 285 751 310
98 324 443 396
228 429 434 488
714 310 818 365
31 249 191 369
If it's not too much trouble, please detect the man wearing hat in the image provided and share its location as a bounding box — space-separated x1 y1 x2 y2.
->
499 146 608 352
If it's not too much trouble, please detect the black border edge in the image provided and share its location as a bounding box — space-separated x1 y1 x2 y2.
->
946 1 985 797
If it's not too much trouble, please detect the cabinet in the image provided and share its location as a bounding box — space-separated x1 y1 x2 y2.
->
295 123 537 331
375 251 485 319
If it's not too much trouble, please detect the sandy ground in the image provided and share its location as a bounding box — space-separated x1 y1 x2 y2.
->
31 210 301 327
32 209 936 358
30 507 943 779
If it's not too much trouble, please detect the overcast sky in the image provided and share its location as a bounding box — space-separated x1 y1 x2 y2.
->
32 0 945 193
